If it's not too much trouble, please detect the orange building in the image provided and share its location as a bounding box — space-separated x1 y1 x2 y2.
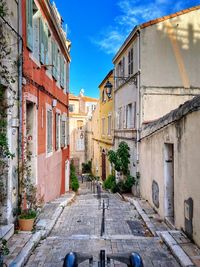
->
22 0 71 202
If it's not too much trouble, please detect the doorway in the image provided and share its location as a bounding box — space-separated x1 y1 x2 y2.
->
102 149 106 181
26 101 37 184
164 143 174 224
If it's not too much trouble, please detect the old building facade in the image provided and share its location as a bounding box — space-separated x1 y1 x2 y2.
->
69 90 97 173
113 6 200 178
140 95 200 247
92 70 114 180
22 0 71 202
0 0 22 226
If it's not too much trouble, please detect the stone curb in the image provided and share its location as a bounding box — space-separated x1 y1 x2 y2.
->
8 193 76 267
159 231 195 267
123 195 195 267
123 196 156 236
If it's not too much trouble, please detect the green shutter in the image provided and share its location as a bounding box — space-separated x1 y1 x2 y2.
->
39 18 45 64
44 23 48 64
56 113 59 150
60 56 64 88
26 0 33 50
52 40 56 78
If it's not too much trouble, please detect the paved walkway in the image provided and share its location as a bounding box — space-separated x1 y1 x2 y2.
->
25 183 180 267
3 192 75 266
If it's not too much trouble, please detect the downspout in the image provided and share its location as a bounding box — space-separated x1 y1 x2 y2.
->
136 28 141 173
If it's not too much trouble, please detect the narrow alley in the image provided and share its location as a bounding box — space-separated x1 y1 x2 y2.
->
25 182 180 267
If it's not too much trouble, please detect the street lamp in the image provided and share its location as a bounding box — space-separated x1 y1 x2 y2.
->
104 80 113 98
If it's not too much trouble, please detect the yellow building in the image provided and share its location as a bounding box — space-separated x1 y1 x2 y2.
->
92 70 114 180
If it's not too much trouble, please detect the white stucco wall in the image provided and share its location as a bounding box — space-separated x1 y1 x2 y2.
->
140 110 200 247
140 9 200 88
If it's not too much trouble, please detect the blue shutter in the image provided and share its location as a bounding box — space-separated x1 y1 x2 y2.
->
39 18 45 64
52 40 56 78
26 0 33 50
44 23 48 64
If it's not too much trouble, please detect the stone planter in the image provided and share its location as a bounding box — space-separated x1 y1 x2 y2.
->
18 218 35 231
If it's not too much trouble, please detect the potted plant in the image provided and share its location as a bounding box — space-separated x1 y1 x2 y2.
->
17 145 40 231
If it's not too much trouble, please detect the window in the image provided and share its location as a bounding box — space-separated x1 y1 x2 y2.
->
55 113 60 150
60 55 65 88
123 105 128 128
127 103 133 129
69 104 74 112
39 17 48 64
32 4 39 61
102 118 105 135
119 108 122 129
102 90 106 102
108 115 112 136
26 0 33 50
47 109 53 153
60 118 66 147
133 101 136 128
52 40 58 80
128 47 133 76
116 57 125 88
77 120 83 130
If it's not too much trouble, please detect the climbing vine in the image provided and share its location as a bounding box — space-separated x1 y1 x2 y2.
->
0 0 16 205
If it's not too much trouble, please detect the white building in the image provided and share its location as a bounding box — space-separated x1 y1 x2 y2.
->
113 6 200 177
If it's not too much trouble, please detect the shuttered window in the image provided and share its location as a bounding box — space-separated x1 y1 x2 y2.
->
39 19 48 65
47 110 52 153
52 40 58 80
66 62 69 93
60 56 64 88
55 113 60 150
33 8 39 61
26 0 33 50
66 117 69 145
128 47 133 76
60 119 66 147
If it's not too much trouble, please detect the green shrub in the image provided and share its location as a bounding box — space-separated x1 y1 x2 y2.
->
103 175 116 191
70 161 79 192
117 175 135 193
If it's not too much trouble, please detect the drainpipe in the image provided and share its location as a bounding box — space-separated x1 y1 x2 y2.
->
136 28 141 173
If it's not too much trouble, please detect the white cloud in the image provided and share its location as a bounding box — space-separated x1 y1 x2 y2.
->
92 0 198 55
91 29 125 55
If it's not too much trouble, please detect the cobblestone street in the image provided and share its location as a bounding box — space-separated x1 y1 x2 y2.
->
25 183 180 267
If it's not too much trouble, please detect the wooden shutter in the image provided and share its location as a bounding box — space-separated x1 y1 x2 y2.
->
33 10 40 60
44 23 48 64
47 110 52 153
61 119 66 147
39 18 45 64
60 56 64 88
26 0 33 50
52 40 57 79
56 113 59 150
134 101 136 128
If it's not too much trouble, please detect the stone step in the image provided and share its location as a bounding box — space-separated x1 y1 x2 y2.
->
0 224 14 240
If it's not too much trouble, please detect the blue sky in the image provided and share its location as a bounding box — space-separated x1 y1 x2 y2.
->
54 0 200 98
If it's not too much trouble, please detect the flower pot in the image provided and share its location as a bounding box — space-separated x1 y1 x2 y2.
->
18 218 35 231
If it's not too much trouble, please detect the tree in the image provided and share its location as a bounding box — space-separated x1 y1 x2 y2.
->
108 141 130 177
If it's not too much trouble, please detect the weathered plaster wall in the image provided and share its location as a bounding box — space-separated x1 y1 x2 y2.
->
141 9 200 88
140 103 200 246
